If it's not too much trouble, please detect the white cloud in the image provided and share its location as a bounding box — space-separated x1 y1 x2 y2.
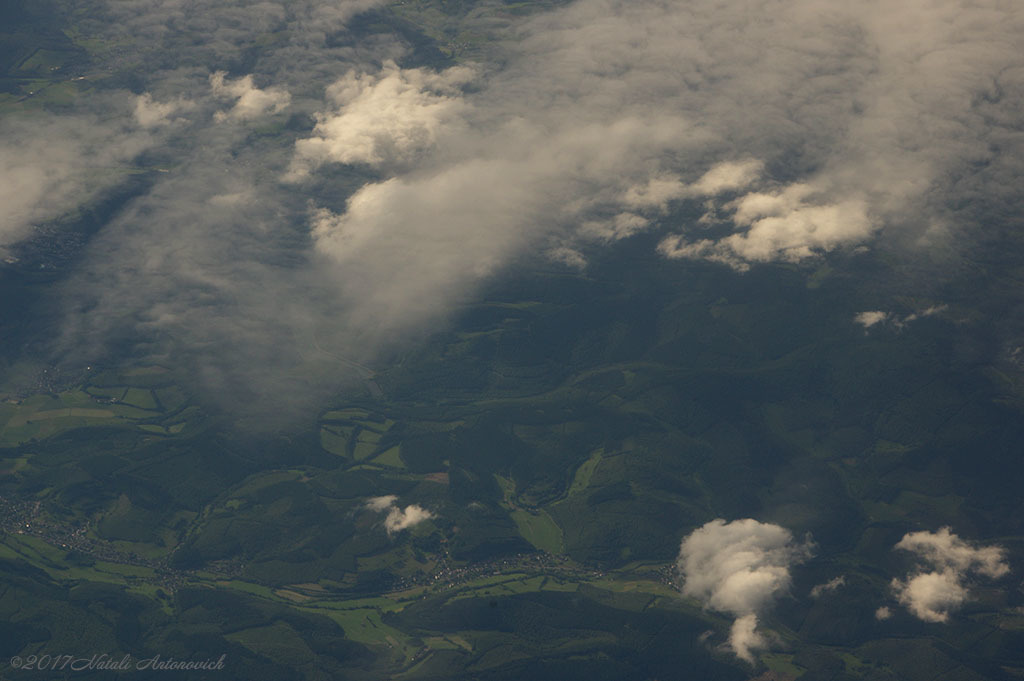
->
286 60 474 179
875 606 892 620
364 495 434 534
295 59 704 339
660 183 875 269
678 518 813 663
728 614 767 665
365 495 398 512
210 71 291 122
895 528 1009 578
384 504 434 535
618 160 762 214
894 570 968 623
854 311 890 328
810 576 846 598
891 528 1010 623
620 0 1024 268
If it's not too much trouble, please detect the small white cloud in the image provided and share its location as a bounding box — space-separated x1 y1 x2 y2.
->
365 495 398 513
895 527 1009 578
891 528 1009 623
620 160 762 214
384 504 435 535
210 71 290 122
364 495 434 534
893 570 967 623
810 576 846 598
854 310 890 328
678 518 813 663
875 606 892 621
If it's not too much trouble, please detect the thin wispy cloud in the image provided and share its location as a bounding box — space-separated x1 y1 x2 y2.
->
0 110 156 253
809 576 846 599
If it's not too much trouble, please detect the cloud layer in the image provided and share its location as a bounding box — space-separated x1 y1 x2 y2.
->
891 528 1009 622
1 0 1018 413
287 0 1024 354
678 519 813 663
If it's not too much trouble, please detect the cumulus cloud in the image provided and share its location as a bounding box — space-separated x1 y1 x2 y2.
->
894 570 968 623
735 198 866 263
891 528 1010 622
210 71 291 122
875 606 892 620
286 61 474 179
854 311 890 328
678 519 813 663
384 504 435 535
660 182 875 269
365 496 434 535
